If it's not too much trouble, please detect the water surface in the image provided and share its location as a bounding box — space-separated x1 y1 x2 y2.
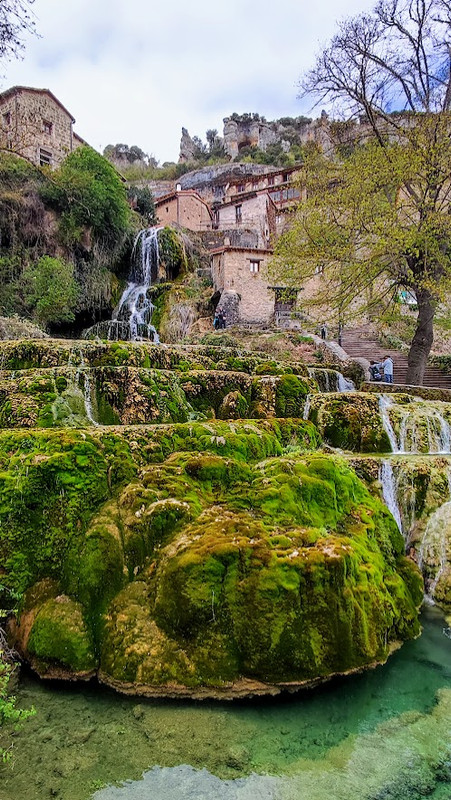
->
1 606 451 800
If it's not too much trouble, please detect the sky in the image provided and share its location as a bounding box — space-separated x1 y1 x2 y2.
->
2 0 375 164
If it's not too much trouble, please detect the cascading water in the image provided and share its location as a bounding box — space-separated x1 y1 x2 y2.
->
378 395 400 452
84 227 161 342
380 459 404 537
308 367 355 393
66 345 99 425
418 500 451 604
337 372 355 392
378 394 451 454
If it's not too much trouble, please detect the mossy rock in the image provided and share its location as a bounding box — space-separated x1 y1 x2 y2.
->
309 393 391 452
217 391 249 419
27 595 96 673
1 428 422 693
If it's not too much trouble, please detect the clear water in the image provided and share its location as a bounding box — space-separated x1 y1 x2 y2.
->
2 607 451 800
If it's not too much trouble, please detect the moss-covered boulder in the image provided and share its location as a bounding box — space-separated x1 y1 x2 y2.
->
308 393 391 452
1 425 422 697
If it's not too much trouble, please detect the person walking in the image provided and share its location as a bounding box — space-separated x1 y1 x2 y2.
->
320 322 328 340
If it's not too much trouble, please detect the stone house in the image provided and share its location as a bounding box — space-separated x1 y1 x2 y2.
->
154 188 212 231
0 86 84 167
210 245 303 324
211 166 304 247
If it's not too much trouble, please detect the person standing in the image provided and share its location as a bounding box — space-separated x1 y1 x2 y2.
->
320 322 328 340
379 355 394 383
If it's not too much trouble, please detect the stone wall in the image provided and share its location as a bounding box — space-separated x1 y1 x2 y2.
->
0 88 79 167
216 194 272 249
211 247 275 323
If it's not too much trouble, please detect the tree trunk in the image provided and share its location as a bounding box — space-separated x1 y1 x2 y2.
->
405 289 435 385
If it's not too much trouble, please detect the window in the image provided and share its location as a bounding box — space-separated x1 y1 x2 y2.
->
235 204 242 223
268 176 274 186
2 112 11 127
43 119 53 135
249 260 260 273
315 263 325 275
39 148 52 166
237 183 245 193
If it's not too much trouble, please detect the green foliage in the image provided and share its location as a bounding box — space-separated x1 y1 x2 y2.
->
127 185 156 224
271 126 451 382
103 143 152 165
0 655 35 763
236 142 301 167
40 146 132 250
23 256 78 328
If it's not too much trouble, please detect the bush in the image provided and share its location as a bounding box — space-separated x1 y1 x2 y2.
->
24 256 78 328
127 185 157 224
40 146 132 250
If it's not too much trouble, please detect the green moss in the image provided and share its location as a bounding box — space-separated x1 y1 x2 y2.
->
310 393 391 452
274 374 309 417
27 596 96 672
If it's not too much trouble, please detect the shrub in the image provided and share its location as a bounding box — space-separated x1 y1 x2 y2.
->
40 146 132 250
24 256 78 328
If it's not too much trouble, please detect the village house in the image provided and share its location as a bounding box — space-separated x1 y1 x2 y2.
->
0 86 85 168
154 187 212 231
210 245 276 324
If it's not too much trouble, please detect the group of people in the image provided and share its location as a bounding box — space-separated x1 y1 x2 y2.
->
369 356 394 384
213 310 226 330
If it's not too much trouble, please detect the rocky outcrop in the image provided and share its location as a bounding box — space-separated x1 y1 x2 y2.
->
222 112 335 159
179 127 197 163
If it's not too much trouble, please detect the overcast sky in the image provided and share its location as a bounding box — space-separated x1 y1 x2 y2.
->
2 0 375 163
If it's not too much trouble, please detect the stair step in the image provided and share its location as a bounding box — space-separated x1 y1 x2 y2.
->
339 328 451 389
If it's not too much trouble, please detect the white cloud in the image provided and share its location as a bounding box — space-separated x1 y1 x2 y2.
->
3 0 375 162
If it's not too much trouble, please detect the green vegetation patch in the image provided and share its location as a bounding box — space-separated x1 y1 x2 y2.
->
0 422 422 692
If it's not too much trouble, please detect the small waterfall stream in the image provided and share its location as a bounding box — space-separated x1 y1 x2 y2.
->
418 500 451 604
84 227 161 342
378 394 451 454
308 367 355 393
380 459 404 537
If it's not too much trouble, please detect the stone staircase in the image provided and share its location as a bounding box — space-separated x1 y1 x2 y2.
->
340 326 451 389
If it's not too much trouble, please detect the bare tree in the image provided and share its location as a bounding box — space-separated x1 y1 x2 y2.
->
0 0 37 67
295 0 451 384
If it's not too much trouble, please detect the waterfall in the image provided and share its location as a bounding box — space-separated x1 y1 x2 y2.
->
65 345 98 426
379 395 400 452
84 227 161 343
378 395 451 455
80 368 98 426
303 394 311 420
417 500 451 604
308 368 355 393
380 459 404 537
337 372 355 392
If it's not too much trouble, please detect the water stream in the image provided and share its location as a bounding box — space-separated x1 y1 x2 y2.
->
84 228 161 342
378 394 451 455
2 607 450 800
307 368 355 393
380 458 404 537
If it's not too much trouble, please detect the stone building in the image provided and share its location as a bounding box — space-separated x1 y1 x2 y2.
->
210 246 276 324
154 188 212 231
210 244 305 325
0 86 85 167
